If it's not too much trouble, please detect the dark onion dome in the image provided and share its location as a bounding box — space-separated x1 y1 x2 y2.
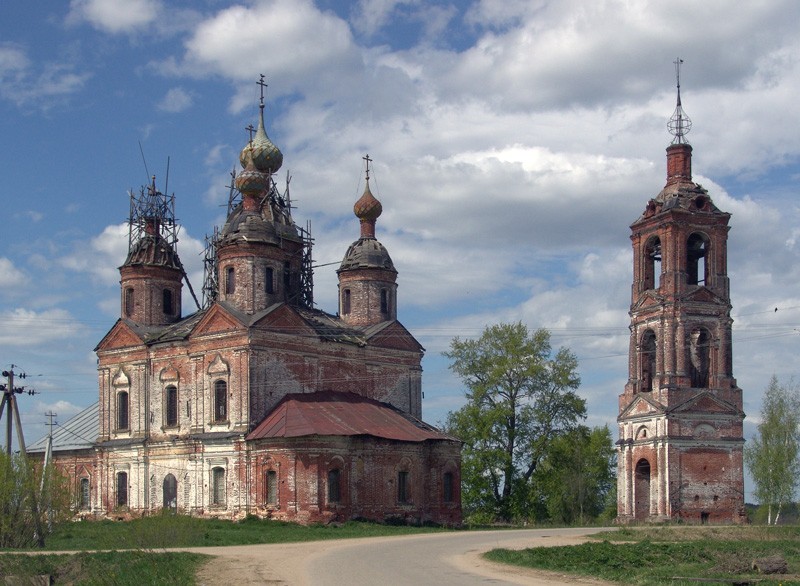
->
353 181 382 221
122 233 182 269
239 106 283 174
339 238 396 273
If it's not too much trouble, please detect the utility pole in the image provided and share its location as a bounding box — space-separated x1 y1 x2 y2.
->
0 365 35 455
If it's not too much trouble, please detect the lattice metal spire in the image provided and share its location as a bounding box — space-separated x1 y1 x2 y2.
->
668 58 692 144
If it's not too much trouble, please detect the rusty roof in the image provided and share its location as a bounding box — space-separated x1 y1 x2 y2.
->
246 391 456 443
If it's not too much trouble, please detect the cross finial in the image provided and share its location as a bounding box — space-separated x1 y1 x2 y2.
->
363 153 372 182
668 57 692 144
257 74 268 107
245 123 256 142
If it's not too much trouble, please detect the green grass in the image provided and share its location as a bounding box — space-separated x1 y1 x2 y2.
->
0 551 207 585
41 514 449 551
485 526 800 585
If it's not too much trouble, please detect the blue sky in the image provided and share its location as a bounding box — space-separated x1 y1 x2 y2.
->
2 1 800 501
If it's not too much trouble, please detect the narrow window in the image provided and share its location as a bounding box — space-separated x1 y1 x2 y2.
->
443 472 454 503
165 385 178 427
117 391 129 430
80 477 90 510
266 470 278 505
283 261 291 295
327 469 341 503
124 288 134 317
689 327 710 388
163 473 177 510
162 289 173 315
639 330 656 393
687 234 707 286
380 289 389 314
116 472 128 507
225 266 235 295
644 236 661 290
214 380 227 422
398 470 409 503
265 266 274 295
212 467 226 505
342 289 351 315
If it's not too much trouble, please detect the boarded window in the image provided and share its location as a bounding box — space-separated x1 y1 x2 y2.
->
266 470 278 506
398 470 409 503
165 385 178 427
117 391 129 430
124 288 134 317
116 472 128 507
214 380 227 422
212 467 225 505
328 469 341 503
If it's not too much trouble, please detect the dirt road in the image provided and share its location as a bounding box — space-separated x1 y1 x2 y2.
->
188 527 615 585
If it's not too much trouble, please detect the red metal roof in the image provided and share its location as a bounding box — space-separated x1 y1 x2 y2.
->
246 391 455 443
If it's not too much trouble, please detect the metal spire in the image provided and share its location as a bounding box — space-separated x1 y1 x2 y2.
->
668 58 692 144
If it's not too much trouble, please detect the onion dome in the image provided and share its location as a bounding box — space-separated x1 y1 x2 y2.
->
239 105 283 174
235 148 269 202
354 180 382 222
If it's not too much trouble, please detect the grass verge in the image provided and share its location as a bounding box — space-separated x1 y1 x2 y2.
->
0 551 208 585
485 526 800 585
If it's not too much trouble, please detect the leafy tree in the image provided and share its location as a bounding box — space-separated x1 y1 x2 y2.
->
443 322 584 521
0 452 72 547
533 425 616 525
744 376 800 525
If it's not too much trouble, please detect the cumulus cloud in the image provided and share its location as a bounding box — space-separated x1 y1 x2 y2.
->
69 0 160 33
0 257 28 290
0 308 84 347
157 87 193 112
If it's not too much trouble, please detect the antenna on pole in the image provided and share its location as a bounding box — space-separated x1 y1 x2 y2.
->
668 58 692 144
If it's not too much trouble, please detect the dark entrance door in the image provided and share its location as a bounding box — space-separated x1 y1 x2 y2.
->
634 459 651 519
163 473 177 511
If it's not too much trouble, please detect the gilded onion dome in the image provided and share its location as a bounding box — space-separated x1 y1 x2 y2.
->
239 105 283 174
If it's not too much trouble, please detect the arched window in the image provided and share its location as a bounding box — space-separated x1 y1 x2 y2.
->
165 385 178 427
117 391 129 430
380 289 389 314
689 327 710 388
116 471 128 507
79 477 90 510
214 380 227 422
327 468 341 503
687 233 708 286
225 266 235 295
163 473 177 510
643 236 662 290
342 289 351 315
265 470 278 506
443 471 454 503
162 289 173 315
265 266 274 295
398 470 410 504
634 459 651 519
211 467 225 505
124 288 134 317
639 330 656 393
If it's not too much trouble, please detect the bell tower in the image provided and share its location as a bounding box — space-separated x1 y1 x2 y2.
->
617 60 745 524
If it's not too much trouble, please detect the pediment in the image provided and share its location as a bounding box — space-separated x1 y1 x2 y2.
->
96 320 144 351
631 291 664 312
207 353 230 376
669 391 741 416
365 321 424 353
679 286 724 305
252 304 313 334
159 365 180 382
192 304 244 337
112 368 130 387
619 394 665 420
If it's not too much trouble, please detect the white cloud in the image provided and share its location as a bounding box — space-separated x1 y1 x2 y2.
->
0 308 84 347
0 257 28 290
157 87 193 112
69 0 160 34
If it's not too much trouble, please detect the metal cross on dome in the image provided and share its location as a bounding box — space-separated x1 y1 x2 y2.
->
668 57 692 144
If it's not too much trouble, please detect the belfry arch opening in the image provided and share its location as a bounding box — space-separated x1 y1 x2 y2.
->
643 236 662 290
687 233 708 286
639 330 656 393
689 327 711 388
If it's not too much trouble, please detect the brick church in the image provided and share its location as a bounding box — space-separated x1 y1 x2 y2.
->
33 87 461 525
616 70 746 523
